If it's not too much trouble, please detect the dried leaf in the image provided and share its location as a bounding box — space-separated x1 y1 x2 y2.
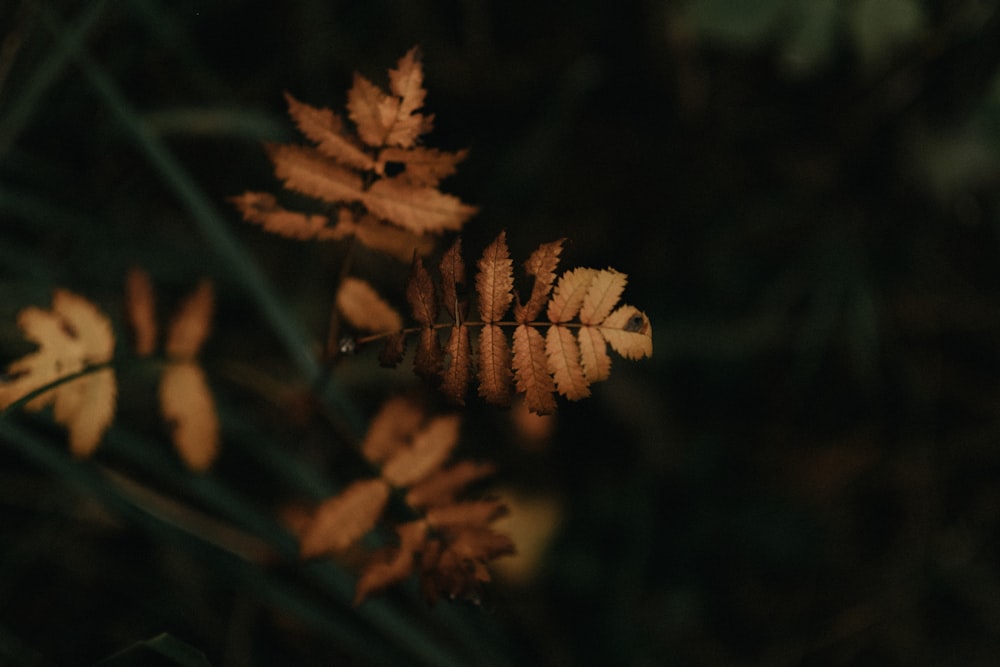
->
354 520 428 605
425 499 508 528
348 213 435 260
336 277 403 334
476 231 514 323
545 325 590 400
546 267 597 323
360 395 425 465
514 239 564 323
63 368 116 458
598 306 653 360
405 461 497 509
439 237 465 322
476 323 512 405
230 191 334 241
414 327 443 379
577 326 611 382
512 324 556 415
347 73 399 148
284 92 374 170
419 527 515 603
377 146 468 187
300 478 391 558
439 325 471 405
125 266 157 356
406 257 437 326
378 332 406 367
268 144 364 204
165 280 214 361
363 176 477 234
386 46 432 146
580 269 628 325
159 361 219 472
381 414 460 487
0 290 116 456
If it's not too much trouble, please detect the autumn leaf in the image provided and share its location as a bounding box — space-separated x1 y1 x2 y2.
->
362 176 477 234
284 92 374 171
155 277 221 471
439 237 465 322
0 289 116 457
377 146 468 187
300 478 391 558
159 361 219 472
297 396 511 604
406 257 437 326
476 323 512 405
394 234 652 413
512 324 557 415
165 280 214 361
336 277 403 334
353 520 428 605
230 191 335 241
125 266 158 356
405 461 496 509
476 231 514 323
234 47 476 243
439 325 471 405
359 394 426 465
514 239 564 323
380 414 461 487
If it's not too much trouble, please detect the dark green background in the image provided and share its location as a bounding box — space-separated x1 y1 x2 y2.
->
3 0 1000 664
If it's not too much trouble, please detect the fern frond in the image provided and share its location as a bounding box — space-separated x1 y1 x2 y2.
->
0 290 116 456
296 397 510 605
375 232 652 413
233 47 476 240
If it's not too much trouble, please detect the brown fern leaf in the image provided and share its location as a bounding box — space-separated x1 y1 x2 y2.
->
390 234 651 413
406 257 437 326
300 478 391 558
297 396 510 604
165 280 214 361
475 231 514 323
514 239 565 323
545 325 590 400
336 277 403 334
377 146 468 188
230 191 336 241
380 414 461 487
439 237 465 322
477 323 512 405
405 461 497 509
512 324 557 414
0 290 116 457
342 211 435 261
284 92 374 170
353 520 428 605
348 47 433 148
440 325 472 405
360 394 426 464
362 176 476 234
159 361 219 472
235 47 475 242
125 266 158 357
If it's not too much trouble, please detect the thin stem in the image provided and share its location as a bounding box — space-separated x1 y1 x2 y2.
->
0 360 116 421
354 319 587 346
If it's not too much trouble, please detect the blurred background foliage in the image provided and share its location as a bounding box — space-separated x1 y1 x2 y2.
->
3 0 1000 665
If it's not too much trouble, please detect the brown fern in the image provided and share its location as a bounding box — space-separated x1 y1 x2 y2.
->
297 396 513 605
0 290 116 456
231 47 477 247
365 232 653 414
